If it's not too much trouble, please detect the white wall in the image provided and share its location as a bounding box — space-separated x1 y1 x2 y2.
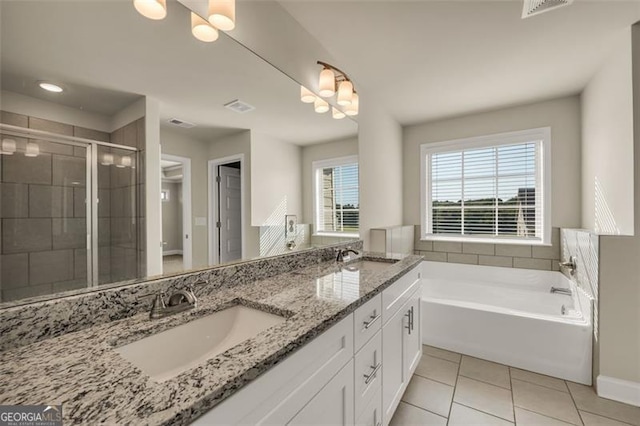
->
250 133 302 226
161 181 183 252
403 95 582 230
144 98 162 276
581 29 634 236
301 136 358 226
359 102 403 249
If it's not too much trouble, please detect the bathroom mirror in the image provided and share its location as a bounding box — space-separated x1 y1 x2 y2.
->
0 0 359 305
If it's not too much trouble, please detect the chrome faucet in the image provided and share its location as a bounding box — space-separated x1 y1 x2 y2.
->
550 286 572 296
336 247 359 263
148 286 198 319
559 256 577 275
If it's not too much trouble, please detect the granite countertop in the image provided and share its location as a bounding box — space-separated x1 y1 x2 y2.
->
0 253 422 425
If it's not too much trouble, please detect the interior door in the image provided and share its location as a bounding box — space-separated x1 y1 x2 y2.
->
218 165 241 263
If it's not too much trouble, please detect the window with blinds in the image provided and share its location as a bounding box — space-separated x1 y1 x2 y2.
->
313 156 359 234
421 128 550 244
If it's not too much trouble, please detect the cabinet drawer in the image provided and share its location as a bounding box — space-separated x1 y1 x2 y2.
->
382 266 420 325
355 385 382 426
354 329 382 419
354 293 382 352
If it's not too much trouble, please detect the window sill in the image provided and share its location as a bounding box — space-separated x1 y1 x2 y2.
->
313 232 360 238
421 235 550 246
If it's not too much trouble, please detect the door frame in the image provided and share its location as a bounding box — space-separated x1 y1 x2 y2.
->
160 153 193 271
208 154 245 265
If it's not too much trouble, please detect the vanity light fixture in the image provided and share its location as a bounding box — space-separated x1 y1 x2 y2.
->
38 82 63 93
302 61 358 117
1 138 16 155
332 107 345 120
121 155 133 168
208 0 235 31
25 141 40 157
133 0 167 20
314 97 329 114
345 92 359 116
101 153 114 166
191 12 218 42
300 86 316 103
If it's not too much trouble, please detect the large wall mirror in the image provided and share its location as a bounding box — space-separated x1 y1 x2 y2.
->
0 0 358 305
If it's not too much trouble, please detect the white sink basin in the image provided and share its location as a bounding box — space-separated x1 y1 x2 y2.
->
115 305 285 382
344 260 396 272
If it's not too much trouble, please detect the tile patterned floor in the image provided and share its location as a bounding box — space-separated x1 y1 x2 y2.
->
390 345 640 426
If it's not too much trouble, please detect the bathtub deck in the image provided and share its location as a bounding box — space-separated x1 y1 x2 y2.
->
390 345 640 426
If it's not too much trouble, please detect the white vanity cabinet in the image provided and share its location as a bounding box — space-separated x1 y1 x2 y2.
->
381 268 422 426
193 264 421 426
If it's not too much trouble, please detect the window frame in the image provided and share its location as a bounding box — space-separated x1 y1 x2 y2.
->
312 155 360 237
420 127 551 246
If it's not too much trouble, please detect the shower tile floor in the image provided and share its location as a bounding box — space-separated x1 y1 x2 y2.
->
390 345 640 426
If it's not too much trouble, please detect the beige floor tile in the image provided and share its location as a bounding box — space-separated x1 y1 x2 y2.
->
390 402 447 426
460 356 511 389
449 403 513 425
414 354 459 386
401 375 454 417
580 411 634 426
515 407 575 425
423 345 462 363
512 379 582 425
510 367 568 393
567 382 640 426
453 376 514 422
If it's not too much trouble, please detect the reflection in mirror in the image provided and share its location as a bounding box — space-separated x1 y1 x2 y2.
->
0 0 358 305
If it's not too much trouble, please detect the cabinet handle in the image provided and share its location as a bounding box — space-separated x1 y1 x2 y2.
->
410 305 415 331
364 362 382 384
405 309 411 335
363 313 381 329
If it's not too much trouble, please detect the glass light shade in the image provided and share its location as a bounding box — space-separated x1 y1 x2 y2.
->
300 86 316 103
191 12 219 42
337 80 353 106
314 97 329 113
1 138 16 155
101 153 114 166
318 68 335 97
38 82 63 93
345 92 359 116
133 0 167 20
332 107 345 120
25 142 40 157
121 156 133 168
208 0 235 31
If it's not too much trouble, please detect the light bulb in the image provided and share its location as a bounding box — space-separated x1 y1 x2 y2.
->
1 138 16 155
191 12 219 42
332 108 345 120
101 153 114 166
38 82 63 93
314 97 329 113
300 86 316 103
345 92 359 116
25 142 40 157
208 0 235 31
337 80 353 106
318 68 335 97
133 0 166 20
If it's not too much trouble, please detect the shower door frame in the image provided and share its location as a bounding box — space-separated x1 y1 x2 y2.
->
0 123 139 288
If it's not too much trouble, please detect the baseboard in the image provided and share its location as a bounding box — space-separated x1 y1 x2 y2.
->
163 250 183 256
597 375 640 407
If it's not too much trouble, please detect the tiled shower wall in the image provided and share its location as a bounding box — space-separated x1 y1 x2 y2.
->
414 226 561 271
0 111 144 302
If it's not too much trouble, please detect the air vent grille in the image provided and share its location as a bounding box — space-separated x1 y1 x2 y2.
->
522 0 573 18
168 118 196 128
224 99 255 114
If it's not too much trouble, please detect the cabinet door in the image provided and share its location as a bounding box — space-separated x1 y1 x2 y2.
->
288 360 354 426
404 290 422 376
382 306 408 426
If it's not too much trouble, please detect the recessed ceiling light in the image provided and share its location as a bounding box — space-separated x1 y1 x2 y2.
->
38 82 63 93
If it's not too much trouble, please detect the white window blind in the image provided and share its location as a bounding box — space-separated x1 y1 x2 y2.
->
422 128 550 244
313 156 359 234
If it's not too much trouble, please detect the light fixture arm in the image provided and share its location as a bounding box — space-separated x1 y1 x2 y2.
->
317 60 355 88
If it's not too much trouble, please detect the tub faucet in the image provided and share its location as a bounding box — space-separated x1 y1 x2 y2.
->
336 248 359 263
550 287 572 296
559 256 577 275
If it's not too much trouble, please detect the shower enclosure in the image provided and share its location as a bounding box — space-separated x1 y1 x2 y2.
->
0 121 143 302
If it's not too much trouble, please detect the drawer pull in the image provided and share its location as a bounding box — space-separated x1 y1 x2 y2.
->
363 313 381 329
364 362 382 384
405 306 415 334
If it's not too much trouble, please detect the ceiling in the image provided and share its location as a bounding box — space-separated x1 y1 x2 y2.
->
281 0 640 125
0 0 356 145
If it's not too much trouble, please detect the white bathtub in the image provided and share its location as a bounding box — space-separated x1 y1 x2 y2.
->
421 261 593 384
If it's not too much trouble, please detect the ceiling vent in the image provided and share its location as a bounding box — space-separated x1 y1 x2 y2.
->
168 118 196 128
522 0 573 18
224 99 255 114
